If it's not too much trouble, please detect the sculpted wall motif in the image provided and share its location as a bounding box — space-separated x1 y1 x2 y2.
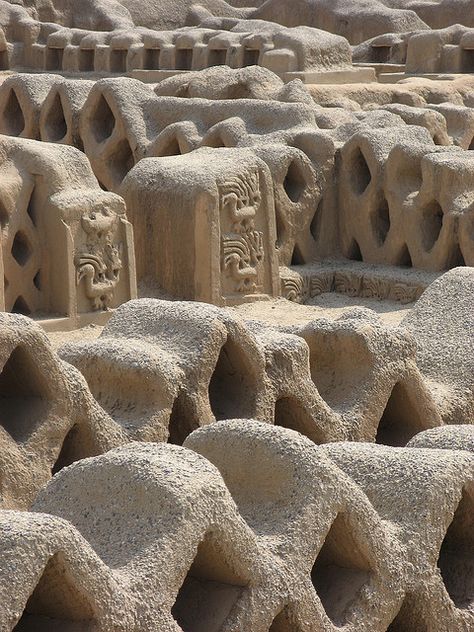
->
220 170 265 295
75 208 123 311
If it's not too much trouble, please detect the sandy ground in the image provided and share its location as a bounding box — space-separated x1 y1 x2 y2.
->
48 323 104 351
233 294 411 327
46 294 411 349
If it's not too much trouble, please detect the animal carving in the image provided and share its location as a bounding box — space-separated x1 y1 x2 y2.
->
75 206 122 310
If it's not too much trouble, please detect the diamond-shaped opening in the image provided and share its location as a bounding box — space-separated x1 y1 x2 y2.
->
144 48 161 70
291 243 305 265
79 49 95 72
11 296 31 316
283 160 306 203
437 486 474 610
109 49 127 73
274 397 324 444
421 200 443 252
208 48 227 66
311 512 373 626
109 137 134 185
0 345 51 443
11 230 32 266
347 238 363 262
13 552 97 631
376 382 428 447
310 198 323 242
469 137 474 151
43 92 67 142
372 197 390 245
171 532 248 632
45 47 63 71
307 332 372 411
386 594 429 631
350 148 371 195
208 338 258 420
168 393 198 445
33 269 41 290
90 94 115 143
1 88 25 136
176 48 193 70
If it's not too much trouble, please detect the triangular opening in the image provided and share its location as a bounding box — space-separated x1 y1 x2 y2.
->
437 487 474 610
90 95 115 143
12 296 31 316
0 49 9 71
347 238 362 262
26 192 36 226
291 243 305 266
168 393 197 445
275 206 286 250
110 137 134 185
52 425 79 475
376 382 427 447
283 160 306 203
310 198 324 242
350 148 371 195
395 243 412 267
202 134 227 148
421 200 443 252
447 243 466 268
208 339 257 420
311 512 373 626
274 397 324 444
372 197 390 245
386 594 429 631
469 136 474 151
43 92 67 142
0 196 9 226
0 345 51 442
1 89 25 136
171 531 248 632
268 607 295 631
308 332 371 411
11 230 32 266
160 136 182 156
13 553 97 631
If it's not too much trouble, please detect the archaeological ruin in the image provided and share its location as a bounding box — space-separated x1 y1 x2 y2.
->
0 0 473 630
